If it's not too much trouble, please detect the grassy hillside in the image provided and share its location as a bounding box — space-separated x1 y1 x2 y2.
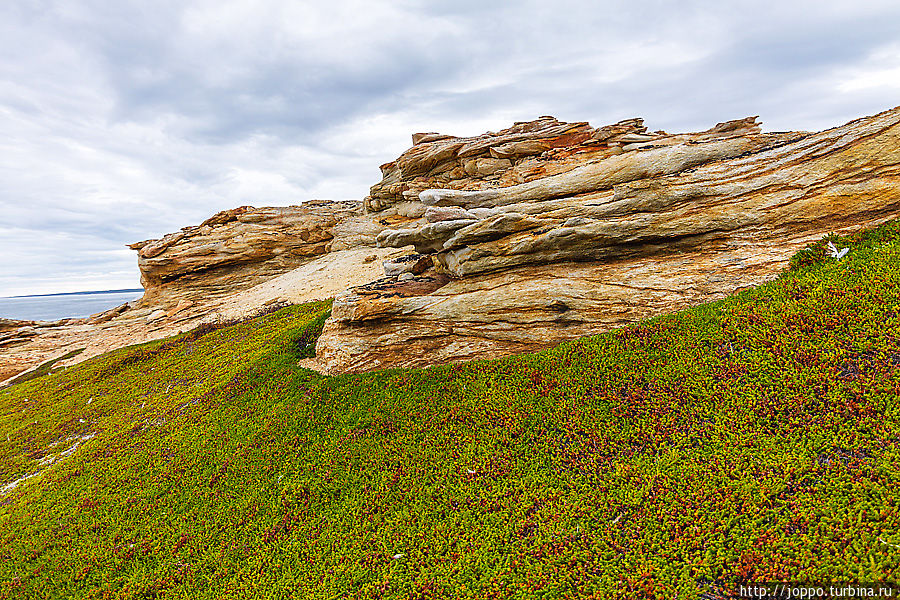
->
2 223 900 599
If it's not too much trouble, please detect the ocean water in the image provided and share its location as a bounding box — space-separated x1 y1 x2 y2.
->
0 289 144 322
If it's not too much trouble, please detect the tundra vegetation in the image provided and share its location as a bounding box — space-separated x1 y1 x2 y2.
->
1 222 900 599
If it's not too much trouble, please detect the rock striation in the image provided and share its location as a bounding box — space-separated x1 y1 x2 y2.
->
128 202 358 308
1 196 421 385
128 201 420 309
315 106 900 374
4 106 900 383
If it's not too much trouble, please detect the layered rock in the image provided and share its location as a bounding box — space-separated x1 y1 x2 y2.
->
2 200 413 386
315 106 900 374
367 114 764 212
127 200 423 309
5 106 900 383
129 202 358 307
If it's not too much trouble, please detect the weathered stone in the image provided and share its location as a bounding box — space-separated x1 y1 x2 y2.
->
129 200 426 310
367 116 608 211
0 318 36 333
6 106 900 384
129 201 366 308
489 140 550 160
414 132 805 211
424 206 478 223
86 303 130 325
2 199 420 385
382 254 432 277
166 299 194 317
376 220 477 254
464 157 512 177
146 309 167 323
412 132 455 145
315 106 900 374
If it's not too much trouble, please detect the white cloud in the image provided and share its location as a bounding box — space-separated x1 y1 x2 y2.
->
836 43 900 93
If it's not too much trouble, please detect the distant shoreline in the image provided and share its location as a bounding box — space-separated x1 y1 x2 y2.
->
2 288 144 300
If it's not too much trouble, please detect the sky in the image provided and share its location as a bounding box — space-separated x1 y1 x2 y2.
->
1 0 899 296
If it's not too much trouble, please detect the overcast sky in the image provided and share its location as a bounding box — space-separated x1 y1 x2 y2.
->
1 0 899 296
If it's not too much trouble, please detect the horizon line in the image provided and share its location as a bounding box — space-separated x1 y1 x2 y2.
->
1 288 144 300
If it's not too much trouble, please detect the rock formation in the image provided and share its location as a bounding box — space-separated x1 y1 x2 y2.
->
4 105 900 384
314 106 900 374
1 201 414 386
129 202 357 308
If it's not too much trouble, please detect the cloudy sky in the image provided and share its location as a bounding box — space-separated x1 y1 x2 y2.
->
1 0 899 296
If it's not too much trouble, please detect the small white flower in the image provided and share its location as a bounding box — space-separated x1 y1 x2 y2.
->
392 553 405 560
827 241 849 259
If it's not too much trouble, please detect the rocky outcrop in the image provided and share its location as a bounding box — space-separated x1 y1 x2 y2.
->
1 196 421 386
128 202 364 308
5 106 900 383
315 106 900 374
2 199 417 385
128 199 425 311
366 114 765 212
0 318 37 333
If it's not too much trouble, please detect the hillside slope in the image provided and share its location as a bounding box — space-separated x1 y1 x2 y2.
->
1 223 900 599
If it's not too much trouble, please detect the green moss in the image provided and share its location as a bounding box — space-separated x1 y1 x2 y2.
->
1 223 900 599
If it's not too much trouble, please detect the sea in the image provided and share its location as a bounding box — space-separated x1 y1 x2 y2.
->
0 289 145 322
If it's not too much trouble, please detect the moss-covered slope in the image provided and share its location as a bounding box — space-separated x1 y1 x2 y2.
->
2 223 900 599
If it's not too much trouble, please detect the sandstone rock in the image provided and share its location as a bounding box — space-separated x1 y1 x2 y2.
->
131 203 353 307
7 106 900 385
489 140 550 160
366 116 614 212
316 106 900 374
464 157 512 177
209 246 413 322
424 206 478 223
382 254 432 277
1 193 423 387
326 209 419 252
0 318 36 333
166 299 194 317
146 309 167 323
0 337 33 348
376 220 477 254
87 303 129 325
129 200 401 309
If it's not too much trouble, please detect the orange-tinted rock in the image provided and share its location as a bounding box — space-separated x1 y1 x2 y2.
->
130 201 364 308
315 106 900 374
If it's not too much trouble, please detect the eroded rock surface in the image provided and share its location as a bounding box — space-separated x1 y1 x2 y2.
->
315 107 900 374
4 107 900 383
1 201 414 385
129 201 365 308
